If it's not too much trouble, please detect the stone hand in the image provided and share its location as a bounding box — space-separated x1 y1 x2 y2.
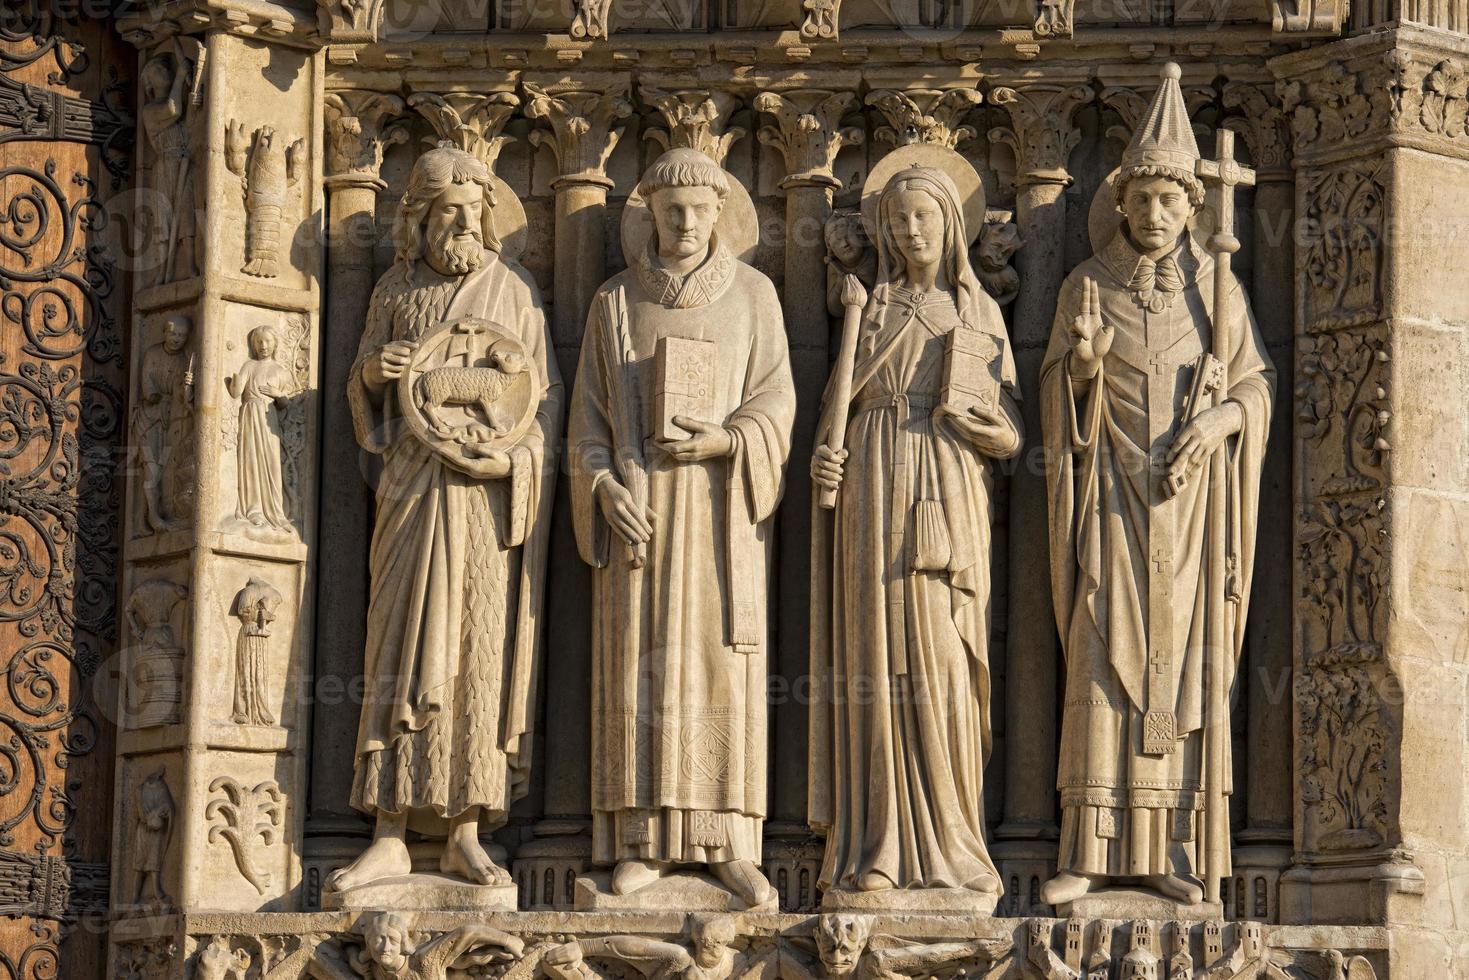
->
364 340 417 388
596 477 655 547
657 416 734 462
1166 401 1242 488
461 445 513 478
811 444 847 492
1068 275 1113 377
941 404 1017 457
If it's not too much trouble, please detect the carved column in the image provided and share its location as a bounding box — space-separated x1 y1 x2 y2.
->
754 84 863 839
986 77 1091 912
1221 77 1297 923
518 74 633 907
1273 30 1469 967
110 7 325 966
306 89 405 885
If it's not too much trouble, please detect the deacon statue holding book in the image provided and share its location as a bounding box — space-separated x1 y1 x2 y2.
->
807 151 1023 910
569 148 795 909
1039 63 1274 909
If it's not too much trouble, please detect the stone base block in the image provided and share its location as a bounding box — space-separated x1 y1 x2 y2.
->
322 872 518 912
1060 887 1222 921
574 870 777 912
821 885 1000 915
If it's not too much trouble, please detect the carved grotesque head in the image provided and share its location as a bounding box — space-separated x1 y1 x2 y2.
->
363 911 411 975
397 143 498 276
690 914 738 970
638 148 728 264
815 914 871 979
162 314 191 354
1115 168 1201 256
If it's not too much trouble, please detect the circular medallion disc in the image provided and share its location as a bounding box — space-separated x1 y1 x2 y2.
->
397 316 541 479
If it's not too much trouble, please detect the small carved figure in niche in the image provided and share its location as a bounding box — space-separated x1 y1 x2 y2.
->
131 767 175 910
126 579 188 729
1039 64 1275 909
225 326 296 537
569 149 795 909
330 144 562 899
195 935 250 980
809 162 1022 905
971 211 1023 307
348 911 525 980
133 314 195 534
224 122 305 278
229 578 282 726
824 209 876 318
140 40 204 285
811 913 1011 980
543 914 759 980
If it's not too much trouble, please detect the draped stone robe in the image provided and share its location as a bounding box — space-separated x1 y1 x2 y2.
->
570 241 795 866
808 283 1020 891
1041 231 1273 882
347 250 562 833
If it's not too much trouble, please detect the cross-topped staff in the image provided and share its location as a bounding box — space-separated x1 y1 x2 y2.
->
1195 128 1255 378
1194 127 1255 908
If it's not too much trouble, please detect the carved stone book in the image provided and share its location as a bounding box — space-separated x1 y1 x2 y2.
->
941 326 1000 417
654 335 718 442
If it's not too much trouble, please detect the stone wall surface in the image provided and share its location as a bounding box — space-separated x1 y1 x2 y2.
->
18 0 1465 976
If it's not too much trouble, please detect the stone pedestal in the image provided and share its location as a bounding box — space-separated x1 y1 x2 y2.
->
821 887 1000 916
1060 889 1224 922
323 874 518 912
573 871 778 912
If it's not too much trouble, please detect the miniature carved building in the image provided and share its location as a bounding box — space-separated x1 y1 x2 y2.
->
2 0 1468 977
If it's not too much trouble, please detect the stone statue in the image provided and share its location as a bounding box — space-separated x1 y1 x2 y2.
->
569 148 795 909
225 325 296 536
230 577 282 726
1038 64 1275 907
133 313 194 533
139 41 203 285
808 163 1022 905
542 914 756 980
131 767 175 909
327 144 563 898
824 209 876 318
343 912 525 980
195 936 250 980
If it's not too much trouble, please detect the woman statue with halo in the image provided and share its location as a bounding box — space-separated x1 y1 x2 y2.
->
807 146 1023 911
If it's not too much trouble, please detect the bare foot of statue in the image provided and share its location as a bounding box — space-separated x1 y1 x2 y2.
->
612 859 666 896
440 834 510 885
711 858 775 908
326 834 411 893
1147 872 1205 905
1039 871 1095 906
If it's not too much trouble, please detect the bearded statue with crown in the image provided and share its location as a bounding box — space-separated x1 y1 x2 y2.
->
1039 64 1275 909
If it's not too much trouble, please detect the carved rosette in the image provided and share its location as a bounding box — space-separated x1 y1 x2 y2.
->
524 80 635 188
323 91 406 189
866 88 983 149
409 91 520 173
641 88 746 167
754 89 864 189
987 83 1092 184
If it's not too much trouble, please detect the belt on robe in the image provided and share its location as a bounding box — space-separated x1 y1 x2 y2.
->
851 392 938 675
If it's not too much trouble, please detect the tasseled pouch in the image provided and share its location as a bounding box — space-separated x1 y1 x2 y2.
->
911 499 951 571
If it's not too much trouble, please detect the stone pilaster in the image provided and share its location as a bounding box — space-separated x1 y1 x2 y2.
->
518 73 633 907
110 7 325 960
305 88 406 897
1220 75 1298 924
754 83 863 834
985 75 1091 912
1272 29 1469 973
